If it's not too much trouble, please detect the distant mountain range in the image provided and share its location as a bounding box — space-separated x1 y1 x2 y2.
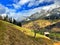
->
24 7 60 22
44 7 60 20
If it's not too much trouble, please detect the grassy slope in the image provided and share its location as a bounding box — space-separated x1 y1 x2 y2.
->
0 20 54 45
22 19 60 30
22 20 52 29
22 19 60 45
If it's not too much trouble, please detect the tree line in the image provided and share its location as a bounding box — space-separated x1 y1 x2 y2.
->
0 15 22 27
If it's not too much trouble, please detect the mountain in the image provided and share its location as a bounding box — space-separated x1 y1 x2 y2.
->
29 9 46 20
25 7 60 21
45 22 60 32
0 20 54 45
44 7 60 20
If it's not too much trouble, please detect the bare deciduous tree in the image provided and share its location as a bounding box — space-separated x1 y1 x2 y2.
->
32 22 40 38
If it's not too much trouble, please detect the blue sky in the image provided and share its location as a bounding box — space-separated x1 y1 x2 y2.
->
0 0 60 21
0 0 54 12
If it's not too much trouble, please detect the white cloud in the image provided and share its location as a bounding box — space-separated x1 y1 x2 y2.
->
21 3 60 17
7 12 27 21
12 0 54 9
0 4 16 17
13 0 19 3
19 0 30 5
13 4 21 9
42 4 60 11
12 0 60 9
19 7 42 16
0 4 6 14
13 0 30 9
54 0 60 5
28 0 53 7
0 4 25 21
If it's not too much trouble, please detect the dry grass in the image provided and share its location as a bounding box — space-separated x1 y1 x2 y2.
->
22 19 60 29
0 20 54 45
54 42 60 45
